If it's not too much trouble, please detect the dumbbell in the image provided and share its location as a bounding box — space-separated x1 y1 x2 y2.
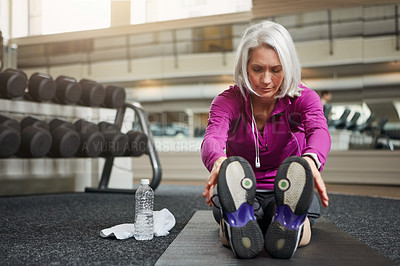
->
103 85 126 109
19 116 52 158
125 130 148 157
0 68 27 99
27 73 57 102
48 119 80 157
0 115 21 158
79 79 105 107
74 119 105 157
98 121 128 157
54 76 82 105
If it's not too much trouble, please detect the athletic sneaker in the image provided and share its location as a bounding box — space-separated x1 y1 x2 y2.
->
217 156 263 259
265 156 314 259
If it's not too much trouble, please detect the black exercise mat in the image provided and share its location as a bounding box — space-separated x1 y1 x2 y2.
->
156 210 394 265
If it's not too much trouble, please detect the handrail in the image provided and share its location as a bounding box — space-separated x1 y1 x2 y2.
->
12 4 400 69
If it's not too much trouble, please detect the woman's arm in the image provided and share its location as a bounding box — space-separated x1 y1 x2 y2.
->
201 87 241 205
201 87 242 170
296 87 331 170
296 87 331 207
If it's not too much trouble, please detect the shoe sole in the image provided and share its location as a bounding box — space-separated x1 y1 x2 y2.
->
265 156 314 259
217 156 263 259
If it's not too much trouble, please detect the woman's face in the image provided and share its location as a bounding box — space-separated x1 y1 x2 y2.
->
247 45 284 99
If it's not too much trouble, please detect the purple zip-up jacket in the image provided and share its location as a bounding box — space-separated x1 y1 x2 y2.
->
201 84 331 191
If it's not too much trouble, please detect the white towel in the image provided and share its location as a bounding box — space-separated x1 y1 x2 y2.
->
100 208 176 240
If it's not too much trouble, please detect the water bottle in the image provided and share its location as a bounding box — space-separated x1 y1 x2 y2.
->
134 179 154 240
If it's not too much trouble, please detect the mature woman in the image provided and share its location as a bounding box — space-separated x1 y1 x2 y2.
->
201 21 331 259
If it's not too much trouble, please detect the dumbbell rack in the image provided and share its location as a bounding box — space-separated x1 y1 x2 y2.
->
86 102 162 193
0 97 162 193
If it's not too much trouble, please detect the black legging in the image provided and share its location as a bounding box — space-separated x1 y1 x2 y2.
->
212 192 320 233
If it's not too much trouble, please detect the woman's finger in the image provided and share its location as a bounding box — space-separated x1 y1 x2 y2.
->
314 174 329 207
207 184 214 206
202 181 211 198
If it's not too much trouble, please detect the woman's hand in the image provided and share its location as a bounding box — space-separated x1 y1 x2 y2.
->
303 156 329 207
202 156 227 206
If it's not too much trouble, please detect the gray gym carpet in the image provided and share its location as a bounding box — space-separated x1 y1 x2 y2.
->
0 185 399 265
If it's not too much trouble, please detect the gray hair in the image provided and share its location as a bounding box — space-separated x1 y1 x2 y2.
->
233 20 302 98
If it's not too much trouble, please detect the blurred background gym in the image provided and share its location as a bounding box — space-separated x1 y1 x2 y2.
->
0 0 399 197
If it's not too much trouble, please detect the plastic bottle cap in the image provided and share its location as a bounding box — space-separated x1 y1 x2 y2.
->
140 179 150 185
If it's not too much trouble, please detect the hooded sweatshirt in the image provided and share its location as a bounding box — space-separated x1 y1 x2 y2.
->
201 84 331 191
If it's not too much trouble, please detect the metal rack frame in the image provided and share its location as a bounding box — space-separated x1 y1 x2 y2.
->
85 102 162 193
